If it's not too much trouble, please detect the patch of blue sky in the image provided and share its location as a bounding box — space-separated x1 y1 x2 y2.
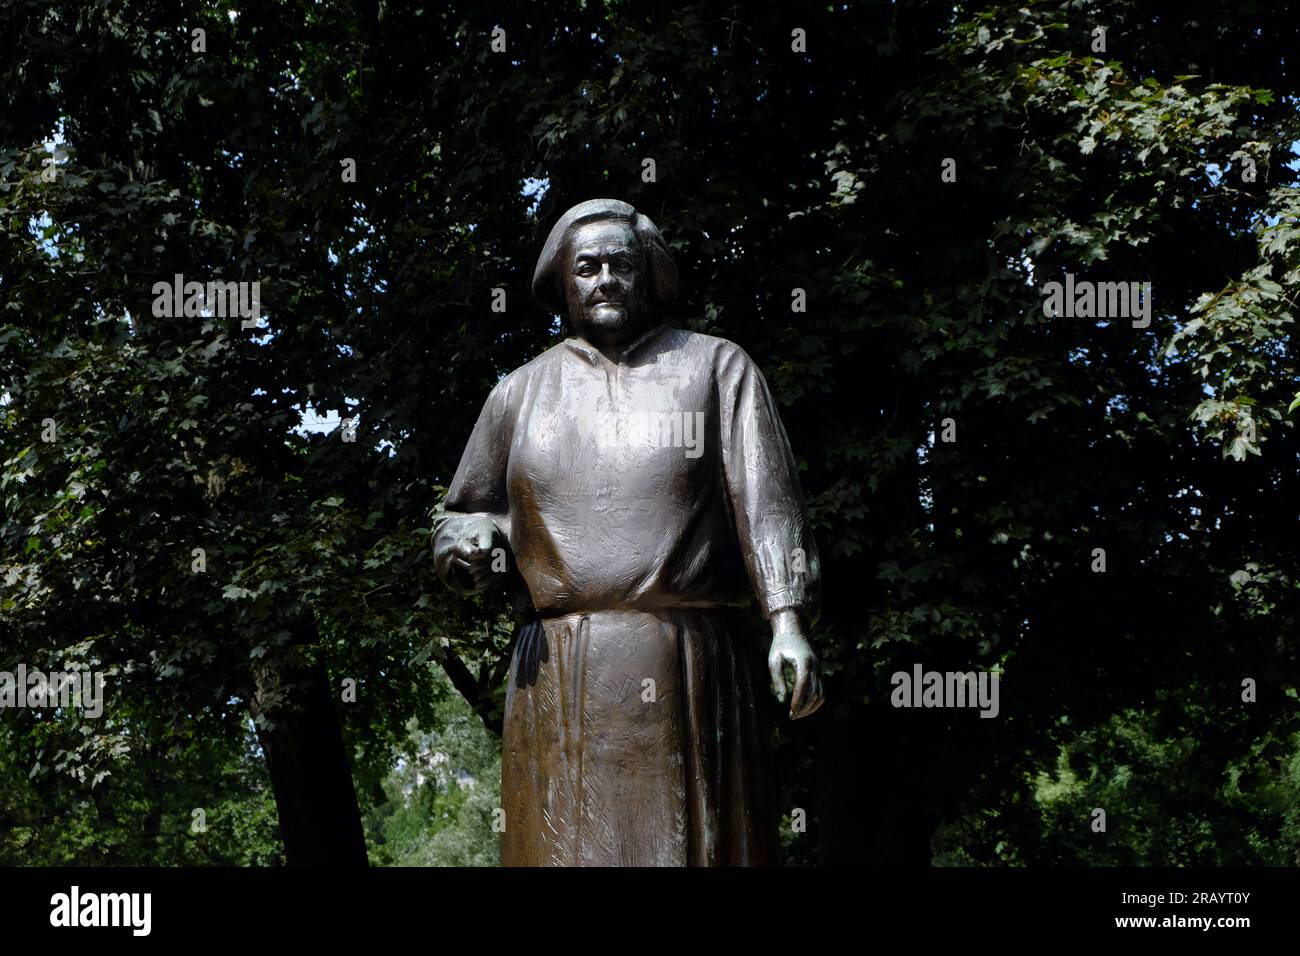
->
523 177 549 217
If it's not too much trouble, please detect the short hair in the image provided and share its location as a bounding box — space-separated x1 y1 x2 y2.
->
531 198 679 316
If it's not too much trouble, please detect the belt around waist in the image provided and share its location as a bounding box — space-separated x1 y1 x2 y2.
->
536 605 747 625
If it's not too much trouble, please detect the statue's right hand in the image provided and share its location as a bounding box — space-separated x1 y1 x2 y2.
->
435 517 507 594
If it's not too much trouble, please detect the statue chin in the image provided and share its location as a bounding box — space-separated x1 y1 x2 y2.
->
575 306 647 346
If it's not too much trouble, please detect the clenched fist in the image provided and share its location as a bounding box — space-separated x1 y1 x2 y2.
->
433 515 509 595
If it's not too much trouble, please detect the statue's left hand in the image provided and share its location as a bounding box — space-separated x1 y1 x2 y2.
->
767 609 824 719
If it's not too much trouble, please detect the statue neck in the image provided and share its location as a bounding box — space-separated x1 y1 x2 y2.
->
568 322 669 366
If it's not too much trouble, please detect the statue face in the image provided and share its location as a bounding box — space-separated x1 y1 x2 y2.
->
562 220 650 348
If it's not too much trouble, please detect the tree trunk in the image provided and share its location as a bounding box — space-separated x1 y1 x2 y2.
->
250 654 368 866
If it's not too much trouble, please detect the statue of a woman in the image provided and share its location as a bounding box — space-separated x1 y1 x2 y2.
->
433 198 823 866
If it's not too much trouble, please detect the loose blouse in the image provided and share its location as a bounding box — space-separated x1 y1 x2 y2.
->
434 323 820 625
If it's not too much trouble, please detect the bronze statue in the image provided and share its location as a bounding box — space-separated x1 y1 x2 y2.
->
433 199 823 866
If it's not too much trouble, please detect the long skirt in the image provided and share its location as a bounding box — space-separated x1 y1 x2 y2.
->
499 607 779 866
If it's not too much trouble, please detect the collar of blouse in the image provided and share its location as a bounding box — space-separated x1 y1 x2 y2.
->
562 321 671 367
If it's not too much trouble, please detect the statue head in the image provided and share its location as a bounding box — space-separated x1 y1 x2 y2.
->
532 199 679 349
